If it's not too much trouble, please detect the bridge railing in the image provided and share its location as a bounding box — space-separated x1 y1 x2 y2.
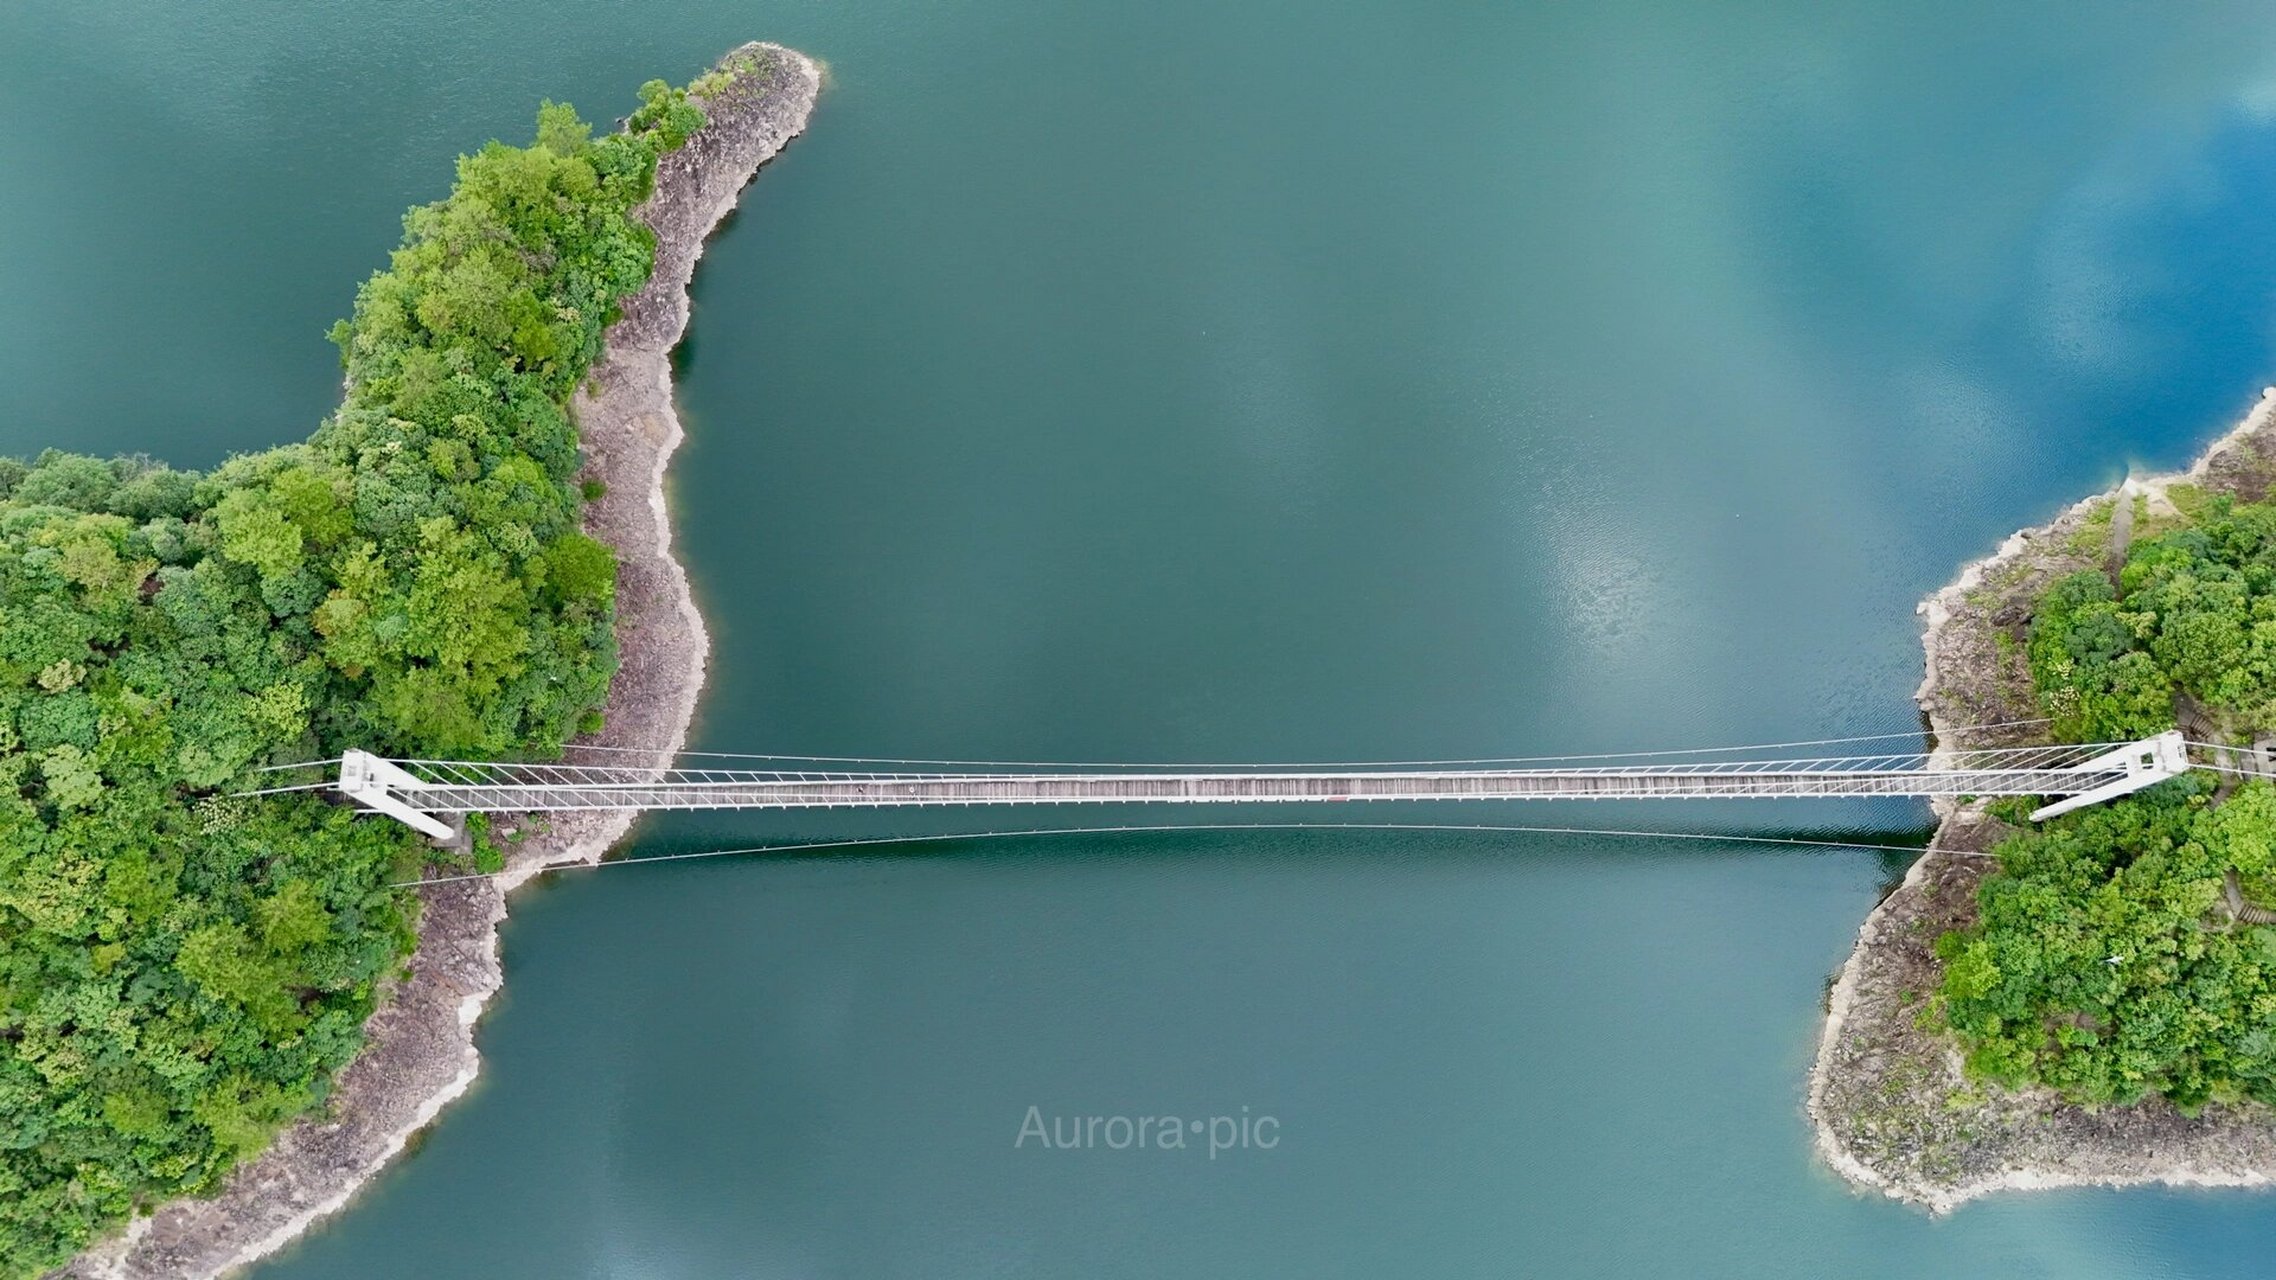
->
308 732 2199 836
377 739 2135 792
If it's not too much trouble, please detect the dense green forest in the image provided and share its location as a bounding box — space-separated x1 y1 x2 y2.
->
0 77 707 1276
1939 494 2276 1109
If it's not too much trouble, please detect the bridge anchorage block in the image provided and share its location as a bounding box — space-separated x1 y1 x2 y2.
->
2027 730 2191 822
336 749 458 841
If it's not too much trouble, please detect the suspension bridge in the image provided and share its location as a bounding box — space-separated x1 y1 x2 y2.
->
263 728 2219 843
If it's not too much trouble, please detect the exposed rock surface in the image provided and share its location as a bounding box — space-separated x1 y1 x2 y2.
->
57 43 821 1278
1808 388 2276 1211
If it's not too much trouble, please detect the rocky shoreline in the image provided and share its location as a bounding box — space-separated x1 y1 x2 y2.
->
56 43 821 1279
1808 387 2276 1212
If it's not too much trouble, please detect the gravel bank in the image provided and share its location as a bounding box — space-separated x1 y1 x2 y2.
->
1807 387 2276 1211
56 42 820 1278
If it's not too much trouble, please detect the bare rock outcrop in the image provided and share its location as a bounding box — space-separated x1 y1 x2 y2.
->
1808 388 2276 1210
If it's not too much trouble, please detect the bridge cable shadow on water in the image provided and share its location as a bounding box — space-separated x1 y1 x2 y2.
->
386 821 1956 890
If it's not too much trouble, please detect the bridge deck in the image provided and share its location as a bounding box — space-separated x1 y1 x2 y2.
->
386 765 2133 813
324 734 2195 836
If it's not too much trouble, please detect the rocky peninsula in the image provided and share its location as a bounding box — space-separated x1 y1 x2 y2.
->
1809 387 2276 1211
57 42 820 1279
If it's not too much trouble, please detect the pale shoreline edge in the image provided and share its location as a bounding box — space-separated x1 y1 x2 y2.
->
56 43 821 1279
1806 385 2276 1213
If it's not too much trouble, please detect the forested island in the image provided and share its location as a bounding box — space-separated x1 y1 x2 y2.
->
1814 392 2276 1208
0 44 818 1280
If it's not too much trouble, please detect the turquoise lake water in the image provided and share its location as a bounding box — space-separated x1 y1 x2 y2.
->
10 0 2276 1275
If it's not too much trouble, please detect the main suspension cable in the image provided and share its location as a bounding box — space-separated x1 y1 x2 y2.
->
248 716 2066 785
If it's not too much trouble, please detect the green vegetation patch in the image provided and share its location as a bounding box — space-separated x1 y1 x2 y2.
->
2028 496 2276 742
2062 495 2116 559
0 76 708 1276
1940 493 2276 1111
1938 779 2276 1109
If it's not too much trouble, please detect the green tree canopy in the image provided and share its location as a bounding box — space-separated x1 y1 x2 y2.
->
0 72 715 1277
1944 492 2276 1111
